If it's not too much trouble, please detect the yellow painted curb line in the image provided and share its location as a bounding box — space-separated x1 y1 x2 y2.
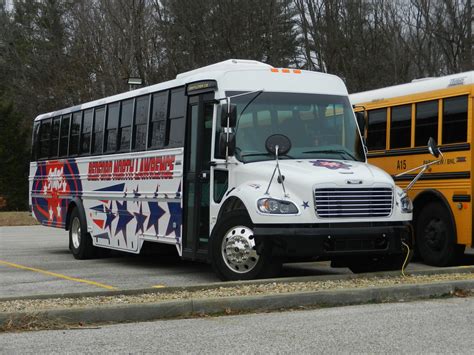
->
0 260 117 291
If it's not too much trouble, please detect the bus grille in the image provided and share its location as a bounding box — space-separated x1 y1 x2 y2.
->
314 188 393 218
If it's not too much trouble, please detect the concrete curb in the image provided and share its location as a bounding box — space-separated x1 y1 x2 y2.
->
2 265 474 302
2 279 474 328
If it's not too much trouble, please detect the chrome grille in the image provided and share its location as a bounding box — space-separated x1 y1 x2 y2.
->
314 187 393 218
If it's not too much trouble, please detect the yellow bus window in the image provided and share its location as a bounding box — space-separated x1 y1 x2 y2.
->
443 95 468 144
415 100 438 146
367 108 387 150
390 105 411 149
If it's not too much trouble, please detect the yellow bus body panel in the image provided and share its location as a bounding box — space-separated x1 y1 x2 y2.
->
359 83 474 247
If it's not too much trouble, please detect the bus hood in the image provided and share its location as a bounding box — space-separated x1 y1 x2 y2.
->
236 158 394 189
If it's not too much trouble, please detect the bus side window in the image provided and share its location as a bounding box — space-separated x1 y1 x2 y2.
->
443 95 468 144
149 91 169 148
105 102 120 152
80 109 93 155
69 112 82 156
367 108 387 151
390 105 411 149
168 87 186 148
31 121 40 160
213 170 228 203
51 117 61 157
39 118 52 159
92 107 105 154
322 104 344 146
119 99 133 152
415 100 438 147
59 114 70 157
133 95 149 151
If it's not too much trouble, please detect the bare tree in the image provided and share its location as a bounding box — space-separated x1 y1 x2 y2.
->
0 0 471 209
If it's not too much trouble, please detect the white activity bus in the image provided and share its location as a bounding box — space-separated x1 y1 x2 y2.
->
30 59 415 280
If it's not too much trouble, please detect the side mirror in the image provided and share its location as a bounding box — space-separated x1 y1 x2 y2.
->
220 104 237 127
265 134 292 156
355 111 366 134
427 137 440 158
218 132 235 157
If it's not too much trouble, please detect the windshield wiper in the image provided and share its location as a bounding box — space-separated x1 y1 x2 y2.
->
240 152 272 158
240 152 293 159
302 149 357 161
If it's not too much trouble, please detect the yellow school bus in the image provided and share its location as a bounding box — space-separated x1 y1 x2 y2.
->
350 71 474 266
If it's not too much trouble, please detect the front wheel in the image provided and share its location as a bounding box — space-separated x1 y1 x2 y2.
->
415 202 464 266
210 210 281 281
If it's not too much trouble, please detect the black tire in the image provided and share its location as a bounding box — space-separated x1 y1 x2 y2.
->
415 202 464 266
210 210 281 281
347 253 409 274
69 208 96 259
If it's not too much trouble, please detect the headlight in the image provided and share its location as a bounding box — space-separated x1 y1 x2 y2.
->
400 194 413 213
257 198 299 214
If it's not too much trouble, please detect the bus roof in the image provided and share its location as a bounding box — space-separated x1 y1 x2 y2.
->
34 59 347 122
350 71 474 105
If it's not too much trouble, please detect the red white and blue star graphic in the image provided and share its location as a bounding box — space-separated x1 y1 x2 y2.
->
32 159 82 227
146 201 166 235
115 200 134 244
90 183 182 244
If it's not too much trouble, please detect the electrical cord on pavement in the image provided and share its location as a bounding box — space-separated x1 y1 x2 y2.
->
401 241 411 277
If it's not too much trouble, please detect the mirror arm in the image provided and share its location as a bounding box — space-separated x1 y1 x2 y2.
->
219 89 264 167
225 97 230 167
215 89 264 102
265 145 279 195
404 165 428 192
395 152 444 177
275 147 288 197
396 151 444 193
264 145 288 197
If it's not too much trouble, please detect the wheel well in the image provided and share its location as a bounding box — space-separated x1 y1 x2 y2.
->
217 197 247 221
413 190 457 240
413 190 451 221
65 202 77 231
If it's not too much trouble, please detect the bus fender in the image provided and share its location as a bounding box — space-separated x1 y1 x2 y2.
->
65 197 87 233
216 183 267 224
216 195 247 222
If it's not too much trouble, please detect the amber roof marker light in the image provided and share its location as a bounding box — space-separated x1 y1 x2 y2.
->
270 68 302 74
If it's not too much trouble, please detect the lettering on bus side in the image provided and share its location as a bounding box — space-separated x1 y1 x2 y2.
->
87 155 175 181
396 159 406 171
423 158 457 166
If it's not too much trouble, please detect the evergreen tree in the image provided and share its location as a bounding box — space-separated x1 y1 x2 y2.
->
0 97 30 210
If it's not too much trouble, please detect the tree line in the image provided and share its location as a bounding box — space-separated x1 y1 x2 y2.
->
0 0 472 210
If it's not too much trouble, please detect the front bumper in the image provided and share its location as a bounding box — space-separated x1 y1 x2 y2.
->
253 222 413 258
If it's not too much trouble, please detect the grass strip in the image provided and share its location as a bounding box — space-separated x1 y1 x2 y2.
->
2 272 474 314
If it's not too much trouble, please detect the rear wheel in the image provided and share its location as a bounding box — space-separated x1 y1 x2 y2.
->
211 210 281 281
69 208 96 259
415 202 464 266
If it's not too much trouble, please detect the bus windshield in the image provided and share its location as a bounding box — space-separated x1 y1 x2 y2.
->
231 92 365 163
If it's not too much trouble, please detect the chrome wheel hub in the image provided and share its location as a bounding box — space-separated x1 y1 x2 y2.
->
71 217 81 249
221 225 259 273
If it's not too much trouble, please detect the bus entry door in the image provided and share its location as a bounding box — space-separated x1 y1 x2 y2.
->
182 93 214 260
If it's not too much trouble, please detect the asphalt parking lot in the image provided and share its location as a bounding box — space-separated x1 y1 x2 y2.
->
1 225 473 298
